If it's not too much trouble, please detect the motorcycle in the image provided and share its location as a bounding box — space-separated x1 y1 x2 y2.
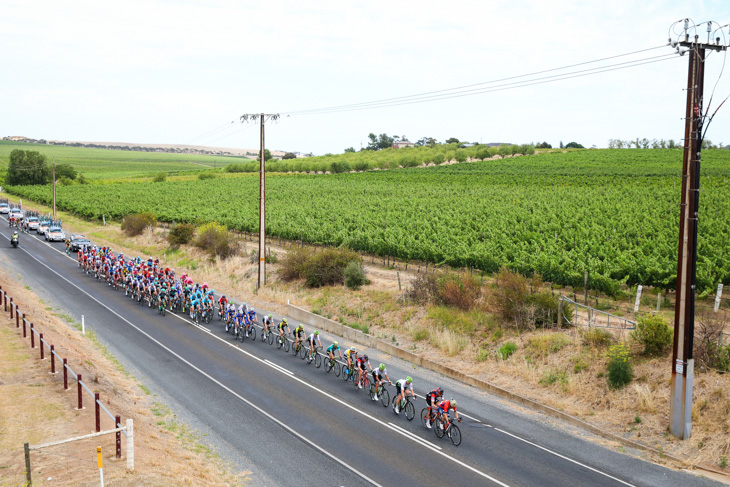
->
10 235 18 248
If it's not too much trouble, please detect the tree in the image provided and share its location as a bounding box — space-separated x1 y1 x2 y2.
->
282 152 297 160
415 137 437 147
559 141 564 149
445 137 460 144
258 148 273 161
536 141 552 149
6 149 51 185
365 133 395 151
55 163 77 180
343 147 356 153
565 142 584 149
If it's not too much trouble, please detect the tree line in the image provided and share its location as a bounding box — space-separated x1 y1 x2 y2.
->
2 149 84 186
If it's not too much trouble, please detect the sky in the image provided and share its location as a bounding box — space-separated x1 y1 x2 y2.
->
2 0 729 155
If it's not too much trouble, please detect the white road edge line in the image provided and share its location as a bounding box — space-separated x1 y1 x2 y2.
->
494 428 637 487
264 359 294 376
14 244 384 487
387 422 442 451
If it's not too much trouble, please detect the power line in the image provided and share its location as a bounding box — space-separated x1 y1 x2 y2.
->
285 54 679 116
282 45 671 116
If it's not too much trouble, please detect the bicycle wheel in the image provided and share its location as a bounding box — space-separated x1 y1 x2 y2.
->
161 307 166 316
239 328 245 343
248 327 256 341
276 335 283 349
325 358 333 373
380 387 390 408
369 384 377 400
333 361 341 377
434 418 445 438
267 331 274 345
449 424 462 446
300 346 307 360
342 366 350 382
283 338 290 352
314 353 322 368
421 408 431 428
260 328 266 342
362 376 371 392
405 401 415 421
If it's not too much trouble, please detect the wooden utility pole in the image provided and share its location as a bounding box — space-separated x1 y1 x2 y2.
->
52 158 56 219
669 20 726 440
240 113 280 290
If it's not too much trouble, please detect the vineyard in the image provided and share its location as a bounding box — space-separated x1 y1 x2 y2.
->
8 149 730 293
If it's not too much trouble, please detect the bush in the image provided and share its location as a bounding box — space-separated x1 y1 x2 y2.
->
490 268 560 329
583 328 614 348
278 247 361 288
167 223 196 246
152 172 167 182
695 311 730 371
606 343 633 389
195 222 237 258
631 314 672 356
405 272 438 304
498 342 517 359
198 172 216 180
122 212 157 237
435 272 482 310
344 261 367 290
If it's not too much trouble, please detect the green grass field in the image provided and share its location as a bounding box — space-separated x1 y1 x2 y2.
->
0 140 248 179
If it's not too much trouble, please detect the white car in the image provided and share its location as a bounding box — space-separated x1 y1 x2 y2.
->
9 208 23 220
26 216 40 230
0 203 8 214
37 221 50 235
46 226 66 242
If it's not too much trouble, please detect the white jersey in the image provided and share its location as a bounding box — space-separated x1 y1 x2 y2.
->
397 379 413 392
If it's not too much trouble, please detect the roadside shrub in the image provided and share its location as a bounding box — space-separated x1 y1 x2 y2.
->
582 328 614 348
278 247 310 281
695 310 730 371
278 247 361 288
606 343 633 389
152 172 167 182
498 342 517 359
435 272 482 310
121 212 157 237
405 272 438 304
344 261 367 290
195 222 237 258
167 223 196 246
490 268 562 329
631 314 672 356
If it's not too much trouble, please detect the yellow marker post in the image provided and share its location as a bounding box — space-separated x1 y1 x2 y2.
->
97 446 104 486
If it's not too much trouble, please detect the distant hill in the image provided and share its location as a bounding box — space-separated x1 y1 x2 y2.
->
2 136 287 158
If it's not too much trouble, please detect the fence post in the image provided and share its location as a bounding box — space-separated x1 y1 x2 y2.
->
30 324 35 348
9 298 13 318
397 272 401 291
715 283 724 312
63 359 68 389
3 291 6 311
50 345 56 373
77 374 83 410
126 418 134 470
557 296 563 328
115 415 122 459
24 442 32 487
633 285 643 313
657 293 661 312
39 334 44 360
95 393 100 432
23 317 27 338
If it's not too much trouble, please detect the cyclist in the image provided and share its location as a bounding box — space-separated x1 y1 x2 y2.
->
394 376 415 414
218 295 228 317
424 387 444 428
292 323 305 352
326 341 343 363
344 347 357 378
307 330 321 359
201 293 213 321
371 363 391 401
277 318 290 344
226 303 237 329
246 307 257 335
262 314 274 337
356 354 373 389
235 305 245 336
436 398 461 431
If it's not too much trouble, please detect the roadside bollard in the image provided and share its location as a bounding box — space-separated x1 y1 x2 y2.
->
95 393 100 432
22 318 26 337
16 308 19 327
77 374 83 409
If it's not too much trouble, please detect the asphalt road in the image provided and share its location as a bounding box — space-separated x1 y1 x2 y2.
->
0 220 722 487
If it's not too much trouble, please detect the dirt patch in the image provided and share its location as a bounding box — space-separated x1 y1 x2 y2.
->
0 267 248 486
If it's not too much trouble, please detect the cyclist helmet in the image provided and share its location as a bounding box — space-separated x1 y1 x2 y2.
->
314 330 319 335
222 295 226 299
250 307 255 312
406 376 412 384
451 399 457 408
379 363 385 371
333 341 338 347
438 387 444 395
363 354 368 361
282 318 287 323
